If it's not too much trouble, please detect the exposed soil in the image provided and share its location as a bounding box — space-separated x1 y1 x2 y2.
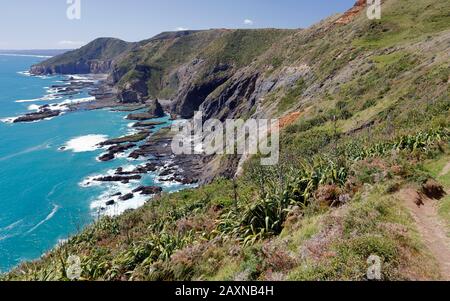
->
398 188 450 280
279 111 302 129
439 162 450 177
335 0 366 25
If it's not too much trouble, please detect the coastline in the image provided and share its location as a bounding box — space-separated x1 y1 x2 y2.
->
0 68 202 271
4 70 206 215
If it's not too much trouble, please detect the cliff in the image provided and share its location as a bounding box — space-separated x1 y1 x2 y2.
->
8 0 450 281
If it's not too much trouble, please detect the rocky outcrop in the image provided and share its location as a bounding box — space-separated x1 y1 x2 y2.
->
132 186 163 195
13 109 61 123
30 60 112 75
94 175 142 183
132 121 165 128
172 75 231 118
125 100 165 120
98 143 137 162
148 99 165 118
30 37 133 75
169 61 232 118
200 71 259 121
118 65 156 103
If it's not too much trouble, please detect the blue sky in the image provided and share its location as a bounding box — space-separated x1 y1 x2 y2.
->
0 0 356 49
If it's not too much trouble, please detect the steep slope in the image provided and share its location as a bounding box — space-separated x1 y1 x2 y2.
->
110 29 293 112
30 38 134 74
109 0 450 125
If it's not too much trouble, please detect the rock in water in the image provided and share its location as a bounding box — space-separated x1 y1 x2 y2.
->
126 99 165 120
13 110 61 123
132 186 163 195
148 99 165 118
119 193 134 201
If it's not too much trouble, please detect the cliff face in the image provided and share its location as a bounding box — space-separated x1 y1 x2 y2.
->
30 0 450 128
9 0 450 281
30 37 133 75
30 60 112 75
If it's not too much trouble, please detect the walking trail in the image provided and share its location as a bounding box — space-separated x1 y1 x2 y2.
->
398 163 450 280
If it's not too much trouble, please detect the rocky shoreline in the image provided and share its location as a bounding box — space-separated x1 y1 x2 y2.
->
11 72 212 213
87 122 212 212
9 74 152 123
13 108 61 123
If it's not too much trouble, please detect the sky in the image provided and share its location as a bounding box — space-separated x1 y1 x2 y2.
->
0 0 356 49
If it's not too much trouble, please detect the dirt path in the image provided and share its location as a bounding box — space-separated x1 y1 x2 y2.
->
398 188 450 280
439 162 450 177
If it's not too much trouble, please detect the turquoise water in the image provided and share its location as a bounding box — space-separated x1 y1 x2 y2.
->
0 55 181 272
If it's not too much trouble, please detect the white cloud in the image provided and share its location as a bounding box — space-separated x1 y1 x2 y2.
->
244 19 254 25
58 40 86 47
175 27 189 31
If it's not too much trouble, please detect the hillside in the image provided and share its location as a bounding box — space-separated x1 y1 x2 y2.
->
6 0 450 281
30 38 134 74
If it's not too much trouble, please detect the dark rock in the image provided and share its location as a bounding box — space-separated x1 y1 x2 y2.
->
172 74 230 118
107 143 136 153
94 175 142 182
148 99 165 118
132 186 163 195
13 110 61 123
126 113 158 121
422 179 446 200
132 121 165 128
98 153 115 162
180 178 199 185
159 169 173 177
159 177 176 182
126 99 165 120
106 200 115 206
119 193 134 201
99 143 137 162
119 90 140 103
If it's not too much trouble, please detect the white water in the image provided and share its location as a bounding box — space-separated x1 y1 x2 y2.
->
63 134 108 153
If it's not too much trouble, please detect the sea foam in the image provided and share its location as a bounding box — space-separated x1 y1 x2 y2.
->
63 134 108 153
0 117 17 124
27 104 40 111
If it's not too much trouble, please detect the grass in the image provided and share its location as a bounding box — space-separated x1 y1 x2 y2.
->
277 79 305 113
5 0 450 281
3 126 448 281
353 0 450 49
287 185 440 281
37 38 131 67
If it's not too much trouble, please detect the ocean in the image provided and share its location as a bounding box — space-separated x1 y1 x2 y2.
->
0 54 184 272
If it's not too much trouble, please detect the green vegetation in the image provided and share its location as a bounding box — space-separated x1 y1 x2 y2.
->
10 0 450 281
3 125 448 281
277 79 305 113
35 38 132 66
202 29 293 68
100 131 150 145
354 0 450 48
